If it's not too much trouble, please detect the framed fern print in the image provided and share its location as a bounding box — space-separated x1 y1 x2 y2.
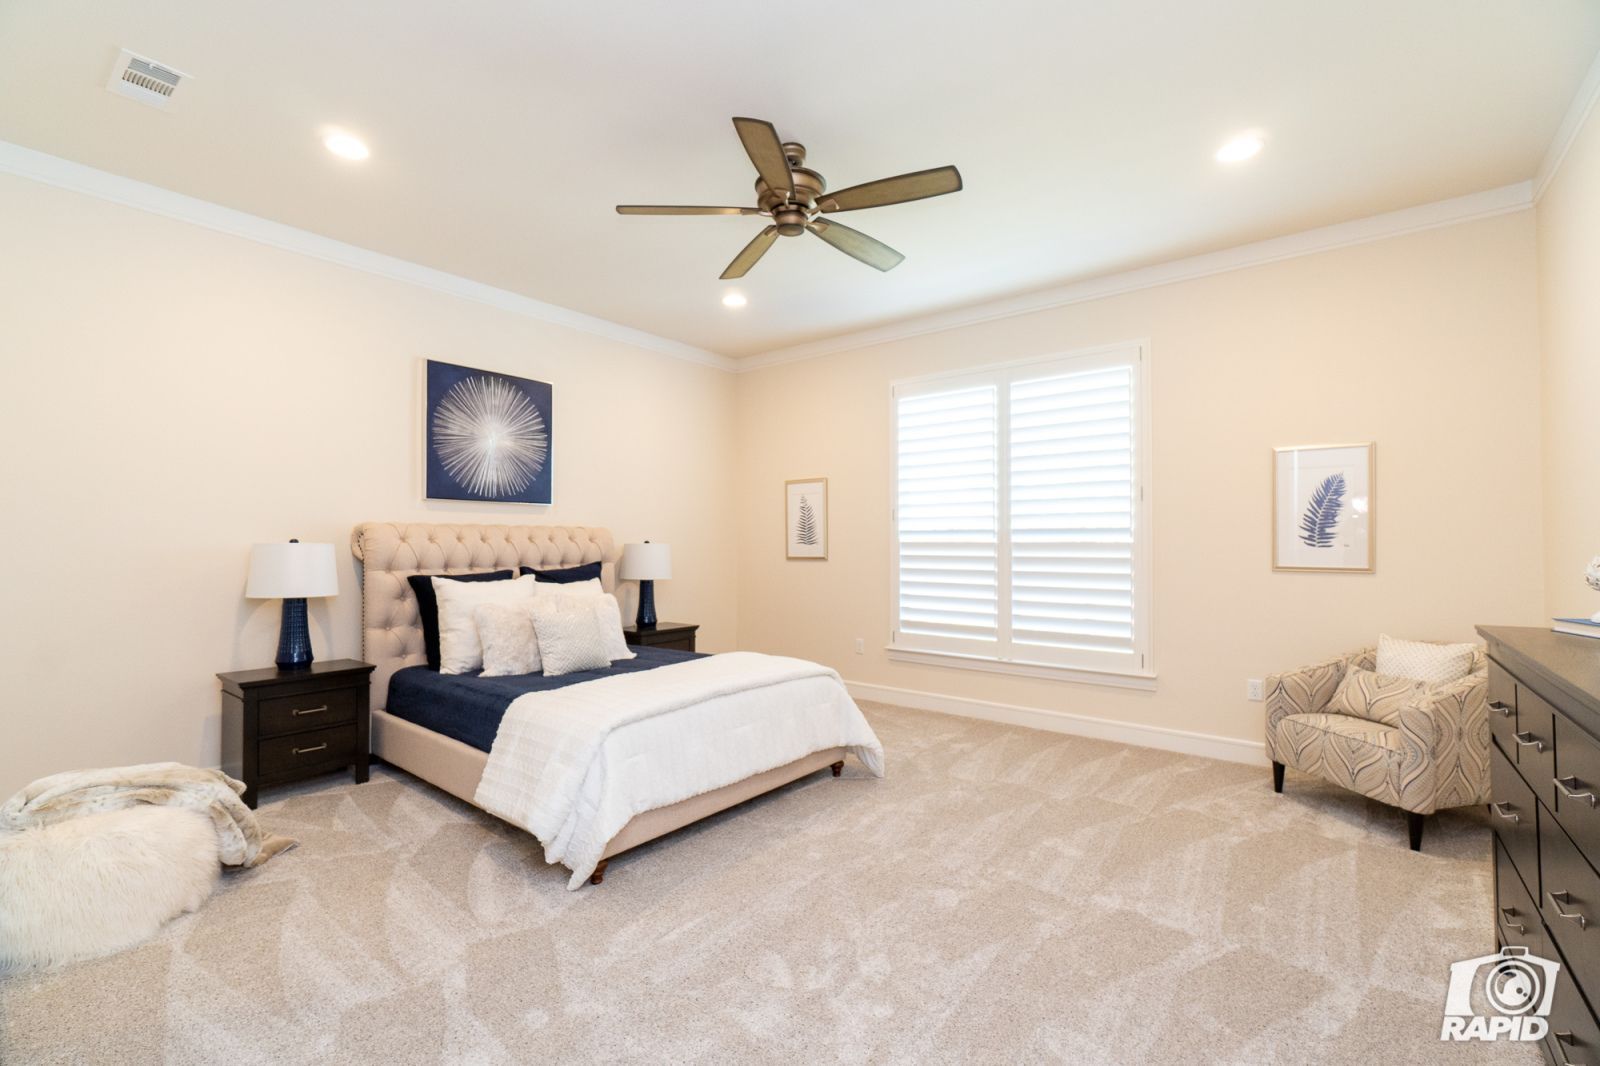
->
786 478 828 560
1272 443 1374 572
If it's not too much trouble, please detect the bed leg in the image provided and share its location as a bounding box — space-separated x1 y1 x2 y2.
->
831 760 844 778
589 859 609 886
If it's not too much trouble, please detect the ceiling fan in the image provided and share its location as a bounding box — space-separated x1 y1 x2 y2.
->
616 117 963 280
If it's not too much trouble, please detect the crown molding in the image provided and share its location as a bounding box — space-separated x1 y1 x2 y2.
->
734 181 1535 371
0 140 739 373
1534 46 1600 202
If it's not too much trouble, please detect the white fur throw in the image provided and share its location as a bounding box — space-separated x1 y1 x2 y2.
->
0 805 219 971
0 762 294 867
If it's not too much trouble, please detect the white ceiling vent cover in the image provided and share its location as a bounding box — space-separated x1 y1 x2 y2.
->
105 49 189 109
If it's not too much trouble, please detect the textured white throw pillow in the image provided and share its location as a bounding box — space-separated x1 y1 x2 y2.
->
1375 634 1476 684
475 603 543 677
435 574 538 674
594 593 635 663
529 596 614 677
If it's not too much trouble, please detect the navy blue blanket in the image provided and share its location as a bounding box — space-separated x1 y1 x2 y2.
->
385 646 704 754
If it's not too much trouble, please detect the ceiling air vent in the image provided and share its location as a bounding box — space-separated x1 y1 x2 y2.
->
105 49 189 109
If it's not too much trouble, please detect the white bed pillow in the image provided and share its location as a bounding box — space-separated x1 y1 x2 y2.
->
435 574 538 674
529 596 614 677
475 603 543 677
1375 634 1476 684
593 593 635 663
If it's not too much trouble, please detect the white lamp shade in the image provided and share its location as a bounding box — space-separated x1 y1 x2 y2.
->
619 542 672 581
246 542 338 599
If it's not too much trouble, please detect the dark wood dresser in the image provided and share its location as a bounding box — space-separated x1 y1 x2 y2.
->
218 659 375 808
1480 626 1600 1059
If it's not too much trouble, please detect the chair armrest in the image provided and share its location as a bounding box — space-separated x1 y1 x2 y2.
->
1395 672 1491 810
1265 648 1368 734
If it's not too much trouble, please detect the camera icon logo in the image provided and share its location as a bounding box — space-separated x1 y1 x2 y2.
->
1440 946 1559 1041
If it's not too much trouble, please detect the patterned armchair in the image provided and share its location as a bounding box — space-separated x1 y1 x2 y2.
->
1264 645 1490 851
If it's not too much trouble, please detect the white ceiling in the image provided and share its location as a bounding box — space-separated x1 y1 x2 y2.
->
3 1 1598 359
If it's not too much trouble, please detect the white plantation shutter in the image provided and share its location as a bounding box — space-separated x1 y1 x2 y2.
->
1009 366 1135 659
892 346 1149 677
895 385 999 644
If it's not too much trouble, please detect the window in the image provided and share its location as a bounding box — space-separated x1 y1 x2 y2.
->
890 343 1151 682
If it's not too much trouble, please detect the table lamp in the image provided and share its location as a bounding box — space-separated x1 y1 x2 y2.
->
246 539 338 669
619 541 671 629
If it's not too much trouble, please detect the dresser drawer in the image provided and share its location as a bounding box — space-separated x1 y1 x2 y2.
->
258 685 361 738
259 724 357 777
1515 683 1560 810
1557 717 1600 861
1541 815 1600 991
1491 742 1540 895
1487 660 1519 761
1547 936 1600 1066
1496 838 1545 956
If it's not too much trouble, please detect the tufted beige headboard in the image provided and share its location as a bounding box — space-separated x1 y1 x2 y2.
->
350 522 618 711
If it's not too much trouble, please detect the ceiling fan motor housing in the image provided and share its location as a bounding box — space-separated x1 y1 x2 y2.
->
757 156 827 235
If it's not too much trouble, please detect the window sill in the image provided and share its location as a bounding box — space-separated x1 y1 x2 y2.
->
884 647 1157 691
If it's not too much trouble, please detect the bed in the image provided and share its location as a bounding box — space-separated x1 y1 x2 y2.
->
351 522 881 887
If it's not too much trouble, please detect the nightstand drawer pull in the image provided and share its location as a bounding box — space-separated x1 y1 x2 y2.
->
291 705 329 717
1490 802 1521 823
1550 890 1589 928
1556 776 1599 808
1490 700 1513 718
1499 906 1526 934
1514 731 1546 753
292 743 328 756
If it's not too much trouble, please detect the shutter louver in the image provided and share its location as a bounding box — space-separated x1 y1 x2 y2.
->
1009 367 1136 656
896 385 999 643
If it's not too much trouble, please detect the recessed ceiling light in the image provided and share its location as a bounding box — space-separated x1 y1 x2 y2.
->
721 291 747 308
323 132 370 161
1215 132 1264 164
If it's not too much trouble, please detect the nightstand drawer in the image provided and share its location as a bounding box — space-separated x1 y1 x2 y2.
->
645 637 695 651
259 725 357 776
258 685 361 738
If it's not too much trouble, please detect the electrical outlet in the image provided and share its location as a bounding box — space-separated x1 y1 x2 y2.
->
854 637 865 655
1246 679 1264 702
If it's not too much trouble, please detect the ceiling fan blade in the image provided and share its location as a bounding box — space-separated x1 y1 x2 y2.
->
817 165 963 213
807 219 905 272
732 117 793 197
616 205 764 216
720 225 780 279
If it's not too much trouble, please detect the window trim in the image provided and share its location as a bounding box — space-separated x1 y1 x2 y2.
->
888 340 1154 682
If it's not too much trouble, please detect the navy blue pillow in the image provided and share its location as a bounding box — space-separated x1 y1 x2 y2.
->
408 570 515 670
519 561 603 584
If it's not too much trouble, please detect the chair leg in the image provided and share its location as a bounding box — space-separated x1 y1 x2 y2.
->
1407 811 1424 852
1272 761 1285 794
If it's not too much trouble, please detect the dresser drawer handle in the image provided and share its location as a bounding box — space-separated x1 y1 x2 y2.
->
1499 906 1527 934
1489 700 1513 718
1490 802 1521 823
1550 890 1589 929
291 743 328 756
291 705 329 717
1555 1031 1586 1066
1556 776 1599 808
1514 732 1546 753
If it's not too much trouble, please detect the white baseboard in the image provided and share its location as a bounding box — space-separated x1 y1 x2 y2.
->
844 680 1269 767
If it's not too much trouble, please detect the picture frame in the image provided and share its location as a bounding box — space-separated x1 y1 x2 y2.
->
1272 443 1375 572
425 359 554 505
785 478 828 560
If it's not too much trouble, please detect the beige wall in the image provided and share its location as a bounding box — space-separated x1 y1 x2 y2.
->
0 174 738 797
1538 105 1600 619
734 212 1547 749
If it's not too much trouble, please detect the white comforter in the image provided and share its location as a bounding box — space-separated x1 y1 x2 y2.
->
473 652 884 889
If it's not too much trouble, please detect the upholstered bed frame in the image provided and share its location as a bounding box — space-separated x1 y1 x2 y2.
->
350 522 844 883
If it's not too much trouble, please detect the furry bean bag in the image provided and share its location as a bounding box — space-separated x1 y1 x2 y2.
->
0 805 220 972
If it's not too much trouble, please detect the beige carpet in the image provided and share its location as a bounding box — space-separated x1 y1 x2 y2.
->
0 703 1538 1065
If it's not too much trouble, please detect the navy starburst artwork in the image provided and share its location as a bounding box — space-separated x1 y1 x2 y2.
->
1298 473 1346 548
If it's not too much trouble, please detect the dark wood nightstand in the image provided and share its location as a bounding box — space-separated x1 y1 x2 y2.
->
623 622 698 653
217 659 375 809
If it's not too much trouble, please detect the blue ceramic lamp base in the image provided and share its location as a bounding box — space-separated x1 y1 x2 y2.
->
276 597 315 669
636 580 657 630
